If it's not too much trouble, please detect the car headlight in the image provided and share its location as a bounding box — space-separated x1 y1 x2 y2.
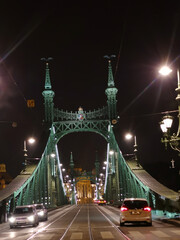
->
38 210 44 216
27 215 35 222
9 217 15 223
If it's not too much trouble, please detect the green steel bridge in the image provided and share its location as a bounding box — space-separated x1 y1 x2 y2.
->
0 58 179 223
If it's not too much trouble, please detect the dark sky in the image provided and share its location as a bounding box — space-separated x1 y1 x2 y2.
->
0 1 180 190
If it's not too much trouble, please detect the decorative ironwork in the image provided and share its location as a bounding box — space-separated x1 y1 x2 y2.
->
0 57 179 222
53 120 110 142
54 106 108 121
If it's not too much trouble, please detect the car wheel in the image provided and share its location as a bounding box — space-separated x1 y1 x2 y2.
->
33 221 38 227
10 225 14 229
120 221 124 226
147 221 152 226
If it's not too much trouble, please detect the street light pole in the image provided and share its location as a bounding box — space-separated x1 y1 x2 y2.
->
159 66 180 152
134 135 139 167
23 138 36 166
23 140 28 166
125 133 139 167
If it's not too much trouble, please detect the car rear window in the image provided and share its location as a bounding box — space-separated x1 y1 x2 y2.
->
35 205 43 209
14 207 33 214
123 200 148 209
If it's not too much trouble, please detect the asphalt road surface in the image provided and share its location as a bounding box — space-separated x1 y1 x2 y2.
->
0 204 179 240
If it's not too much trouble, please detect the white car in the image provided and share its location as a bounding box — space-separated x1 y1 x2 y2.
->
120 198 152 226
34 204 48 221
9 205 39 228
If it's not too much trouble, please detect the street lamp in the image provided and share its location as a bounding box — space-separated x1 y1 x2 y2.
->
159 66 180 152
125 133 139 166
23 137 36 165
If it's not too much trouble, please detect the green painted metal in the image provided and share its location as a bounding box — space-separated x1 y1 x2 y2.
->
7 125 67 209
42 62 55 123
95 152 100 199
1 57 179 221
105 60 118 123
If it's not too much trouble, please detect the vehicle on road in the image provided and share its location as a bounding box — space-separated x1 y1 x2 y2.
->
9 205 39 228
120 198 152 226
97 199 107 205
34 203 48 221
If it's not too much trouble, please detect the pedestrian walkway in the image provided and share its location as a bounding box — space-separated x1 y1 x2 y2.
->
152 210 180 226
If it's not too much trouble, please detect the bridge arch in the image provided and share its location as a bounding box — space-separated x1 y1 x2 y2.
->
53 120 111 144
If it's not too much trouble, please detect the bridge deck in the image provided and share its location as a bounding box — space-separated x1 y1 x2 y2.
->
0 165 37 202
126 159 179 201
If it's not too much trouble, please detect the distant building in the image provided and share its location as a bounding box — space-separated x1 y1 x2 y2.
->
65 152 104 204
65 167 96 204
0 164 13 190
76 171 96 204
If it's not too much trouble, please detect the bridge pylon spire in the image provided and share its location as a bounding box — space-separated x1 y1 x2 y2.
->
104 55 118 124
69 152 74 180
41 57 55 123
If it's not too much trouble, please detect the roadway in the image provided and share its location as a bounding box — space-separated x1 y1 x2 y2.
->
0 204 180 240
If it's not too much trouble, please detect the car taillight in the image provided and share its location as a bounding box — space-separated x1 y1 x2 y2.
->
143 207 151 212
120 207 128 211
104 200 106 203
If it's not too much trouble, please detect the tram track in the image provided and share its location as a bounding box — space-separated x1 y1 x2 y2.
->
96 206 131 240
2 204 179 240
58 205 130 240
26 205 77 240
88 205 94 240
10 204 130 240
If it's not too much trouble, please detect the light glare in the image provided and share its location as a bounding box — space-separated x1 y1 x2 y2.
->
159 66 172 76
28 138 35 144
125 133 133 140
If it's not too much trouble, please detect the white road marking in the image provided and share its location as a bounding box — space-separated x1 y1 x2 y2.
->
129 231 145 239
170 229 180 235
70 232 83 239
151 230 170 237
100 231 114 239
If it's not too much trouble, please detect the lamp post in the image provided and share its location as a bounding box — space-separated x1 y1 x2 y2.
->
159 66 180 152
23 137 36 165
125 133 139 167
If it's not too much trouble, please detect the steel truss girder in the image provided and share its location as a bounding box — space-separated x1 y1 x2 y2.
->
52 120 111 142
105 129 154 206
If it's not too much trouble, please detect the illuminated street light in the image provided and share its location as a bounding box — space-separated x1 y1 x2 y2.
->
125 133 139 167
50 153 56 158
109 150 114 155
28 138 36 144
125 133 133 140
159 66 172 76
159 66 180 152
160 121 168 133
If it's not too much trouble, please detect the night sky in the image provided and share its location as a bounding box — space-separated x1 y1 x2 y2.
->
0 1 180 191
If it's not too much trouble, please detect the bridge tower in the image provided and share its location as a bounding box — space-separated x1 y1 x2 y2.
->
1 56 180 222
105 59 118 124
42 61 55 123
69 152 74 181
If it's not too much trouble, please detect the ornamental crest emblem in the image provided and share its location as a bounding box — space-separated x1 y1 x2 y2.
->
77 107 86 121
